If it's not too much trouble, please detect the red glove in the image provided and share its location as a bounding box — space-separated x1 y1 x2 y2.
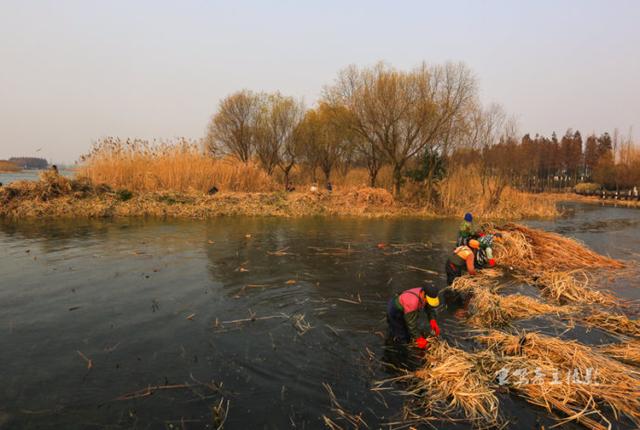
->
430 319 440 337
489 258 496 267
415 337 428 349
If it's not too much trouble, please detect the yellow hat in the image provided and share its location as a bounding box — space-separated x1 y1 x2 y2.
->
422 285 440 307
469 239 480 249
426 295 440 307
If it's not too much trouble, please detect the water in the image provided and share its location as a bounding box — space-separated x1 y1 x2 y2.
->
0 169 74 184
0 203 638 429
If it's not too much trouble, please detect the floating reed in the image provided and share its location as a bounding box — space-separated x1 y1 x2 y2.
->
598 340 640 367
582 310 640 338
477 330 640 430
494 223 624 272
375 341 500 427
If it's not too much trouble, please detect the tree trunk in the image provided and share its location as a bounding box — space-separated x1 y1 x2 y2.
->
392 164 403 197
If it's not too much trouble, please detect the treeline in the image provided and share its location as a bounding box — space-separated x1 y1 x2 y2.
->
203 61 637 202
455 129 639 191
8 157 48 169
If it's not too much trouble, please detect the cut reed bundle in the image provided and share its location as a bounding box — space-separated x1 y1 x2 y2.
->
451 276 575 328
582 310 640 338
530 270 618 306
494 223 624 272
598 340 640 366
374 341 500 427
477 330 640 430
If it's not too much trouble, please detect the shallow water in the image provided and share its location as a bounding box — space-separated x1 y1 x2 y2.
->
0 202 638 429
0 169 73 185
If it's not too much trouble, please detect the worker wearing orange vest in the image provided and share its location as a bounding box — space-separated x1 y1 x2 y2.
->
445 239 480 285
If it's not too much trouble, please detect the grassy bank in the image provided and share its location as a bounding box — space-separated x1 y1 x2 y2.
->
552 192 640 208
0 171 559 219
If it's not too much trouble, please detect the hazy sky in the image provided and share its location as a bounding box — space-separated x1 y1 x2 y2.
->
1 0 639 163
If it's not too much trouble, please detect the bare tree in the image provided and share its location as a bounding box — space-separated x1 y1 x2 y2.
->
255 93 304 188
205 90 263 161
325 62 477 195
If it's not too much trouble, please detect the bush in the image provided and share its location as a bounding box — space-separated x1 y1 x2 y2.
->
575 182 601 193
116 189 133 201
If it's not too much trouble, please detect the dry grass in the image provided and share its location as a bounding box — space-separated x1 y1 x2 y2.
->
529 270 619 307
438 165 559 219
451 276 576 328
494 223 624 272
477 330 640 430
598 340 640 366
79 138 277 193
582 310 640 338
376 340 500 427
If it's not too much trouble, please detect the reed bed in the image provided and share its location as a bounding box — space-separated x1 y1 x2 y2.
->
582 310 640 338
376 341 500 427
477 330 640 430
438 165 559 219
79 138 277 193
494 223 624 272
598 340 640 367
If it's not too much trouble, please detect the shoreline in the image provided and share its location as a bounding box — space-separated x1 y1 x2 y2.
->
549 193 640 209
0 173 561 220
0 189 559 220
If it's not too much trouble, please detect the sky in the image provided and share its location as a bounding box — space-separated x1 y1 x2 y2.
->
0 0 639 164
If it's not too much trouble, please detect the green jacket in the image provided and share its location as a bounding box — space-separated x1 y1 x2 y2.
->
394 296 436 339
459 220 476 238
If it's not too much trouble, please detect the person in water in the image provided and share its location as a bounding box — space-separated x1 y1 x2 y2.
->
386 284 441 349
456 212 476 246
445 239 480 286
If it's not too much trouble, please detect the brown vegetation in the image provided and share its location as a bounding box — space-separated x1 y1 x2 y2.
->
493 223 624 272
598 341 640 366
451 275 575 328
0 160 21 172
477 330 640 430
375 340 500 427
79 138 277 193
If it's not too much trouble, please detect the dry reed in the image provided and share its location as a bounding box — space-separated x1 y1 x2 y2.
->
582 310 640 338
438 165 559 219
375 341 500 427
79 138 277 193
494 223 624 272
451 276 575 328
530 270 618 306
598 340 640 367
477 330 640 430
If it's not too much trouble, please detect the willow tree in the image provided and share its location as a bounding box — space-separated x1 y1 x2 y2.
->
300 103 356 183
325 61 477 195
255 93 304 188
205 90 263 161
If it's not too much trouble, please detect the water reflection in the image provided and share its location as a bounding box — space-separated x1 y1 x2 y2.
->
0 205 637 429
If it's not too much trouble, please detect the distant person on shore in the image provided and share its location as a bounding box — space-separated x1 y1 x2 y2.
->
386 284 441 349
456 212 476 246
326 181 333 192
50 164 59 175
